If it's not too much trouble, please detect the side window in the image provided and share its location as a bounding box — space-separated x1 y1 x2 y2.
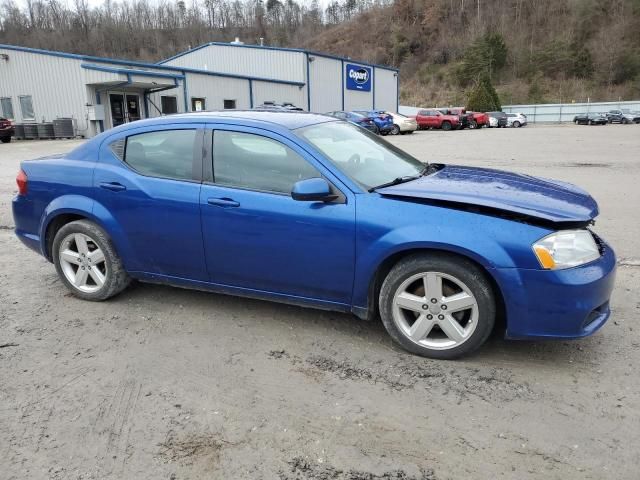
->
19 95 35 121
124 129 196 181
213 131 320 194
161 96 178 114
1 97 14 119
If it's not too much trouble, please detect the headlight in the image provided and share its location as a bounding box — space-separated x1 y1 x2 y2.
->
532 230 600 270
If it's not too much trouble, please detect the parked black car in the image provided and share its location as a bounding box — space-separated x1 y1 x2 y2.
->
621 109 640 123
573 113 608 125
606 110 635 124
487 111 508 128
0 117 14 143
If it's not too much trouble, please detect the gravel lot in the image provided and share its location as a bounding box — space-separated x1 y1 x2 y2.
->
1 124 639 480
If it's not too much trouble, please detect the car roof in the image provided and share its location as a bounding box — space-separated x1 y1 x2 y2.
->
113 110 336 132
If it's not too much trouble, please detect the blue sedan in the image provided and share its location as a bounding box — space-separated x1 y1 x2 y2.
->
354 110 394 135
12 111 616 359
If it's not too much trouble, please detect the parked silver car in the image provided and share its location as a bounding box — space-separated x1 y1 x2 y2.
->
506 112 527 127
385 111 418 135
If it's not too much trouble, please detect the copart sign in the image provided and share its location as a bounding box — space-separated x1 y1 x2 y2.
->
345 64 372 92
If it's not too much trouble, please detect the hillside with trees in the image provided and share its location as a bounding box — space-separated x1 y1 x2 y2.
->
1 0 639 107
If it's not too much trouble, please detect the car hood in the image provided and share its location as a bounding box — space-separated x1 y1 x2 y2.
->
377 165 599 223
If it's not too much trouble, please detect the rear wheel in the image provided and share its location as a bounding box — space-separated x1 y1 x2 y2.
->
1 136 11 143
441 121 452 131
52 220 130 301
379 254 496 359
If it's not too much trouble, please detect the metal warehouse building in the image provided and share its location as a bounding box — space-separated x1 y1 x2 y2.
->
0 42 399 138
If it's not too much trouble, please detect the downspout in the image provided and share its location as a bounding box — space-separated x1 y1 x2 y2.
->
372 67 375 110
249 79 254 108
396 72 400 113
341 60 345 110
181 75 189 112
306 52 311 112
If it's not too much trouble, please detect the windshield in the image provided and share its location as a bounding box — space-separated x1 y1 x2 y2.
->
296 121 426 190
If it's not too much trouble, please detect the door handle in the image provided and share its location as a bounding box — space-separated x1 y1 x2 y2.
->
207 197 240 208
99 182 127 192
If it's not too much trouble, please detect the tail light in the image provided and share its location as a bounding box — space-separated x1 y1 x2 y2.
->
16 169 28 196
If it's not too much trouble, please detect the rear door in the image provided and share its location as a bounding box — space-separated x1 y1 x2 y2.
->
199 125 356 304
95 123 208 280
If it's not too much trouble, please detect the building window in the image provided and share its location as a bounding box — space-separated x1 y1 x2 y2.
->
223 99 236 110
161 96 178 115
191 98 206 112
1 97 14 119
19 95 35 121
125 129 197 181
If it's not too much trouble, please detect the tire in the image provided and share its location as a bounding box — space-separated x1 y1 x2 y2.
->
441 121 452 131
469 120 478 129
379 253 496 359
407 130 414 134
1 136 11 143
512 121 521 128
622 118 629 124
588 120 593 125
52 220 131 301
390 124 401 135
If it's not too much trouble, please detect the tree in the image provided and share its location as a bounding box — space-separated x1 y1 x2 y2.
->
455 32 508 85
466 74 501 112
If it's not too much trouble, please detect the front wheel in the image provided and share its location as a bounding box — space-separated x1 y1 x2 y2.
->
390 124 401 135
441 121 452 131
53 220 131 301
379 254 496 359
1 136 11 143
469 120 478 129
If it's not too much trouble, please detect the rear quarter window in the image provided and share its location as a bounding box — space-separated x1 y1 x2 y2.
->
123 129 197 181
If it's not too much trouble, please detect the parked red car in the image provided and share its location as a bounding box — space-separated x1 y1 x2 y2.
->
469 111 489 128
413 109 460 131
0 117 14 143
438 108 473 129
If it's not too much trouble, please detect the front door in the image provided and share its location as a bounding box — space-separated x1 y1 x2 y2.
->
109 93 141 127
200 126 356 305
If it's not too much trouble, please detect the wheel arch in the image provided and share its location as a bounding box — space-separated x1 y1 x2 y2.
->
39 196 133 269
357 247 507 335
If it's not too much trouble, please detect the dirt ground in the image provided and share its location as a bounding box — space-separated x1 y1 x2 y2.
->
1 124 639 480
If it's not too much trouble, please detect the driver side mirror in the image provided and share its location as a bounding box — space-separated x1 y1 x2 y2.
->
291 178 338 202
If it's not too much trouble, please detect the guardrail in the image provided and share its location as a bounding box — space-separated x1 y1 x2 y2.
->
399 100 640 123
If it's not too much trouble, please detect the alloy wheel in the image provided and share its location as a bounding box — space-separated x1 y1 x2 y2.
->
392 271 478 350
58 233 108 293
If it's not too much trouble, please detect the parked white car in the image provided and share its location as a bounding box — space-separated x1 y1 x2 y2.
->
385 112 418 135
506 112 527 127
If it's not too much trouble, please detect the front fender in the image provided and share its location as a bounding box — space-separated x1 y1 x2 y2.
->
39 195 137 270
352 223 513 309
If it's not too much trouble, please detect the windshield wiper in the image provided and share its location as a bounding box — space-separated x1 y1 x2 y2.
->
368 165 429 192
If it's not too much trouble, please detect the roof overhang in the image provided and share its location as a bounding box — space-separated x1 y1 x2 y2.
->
81 63 182 89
